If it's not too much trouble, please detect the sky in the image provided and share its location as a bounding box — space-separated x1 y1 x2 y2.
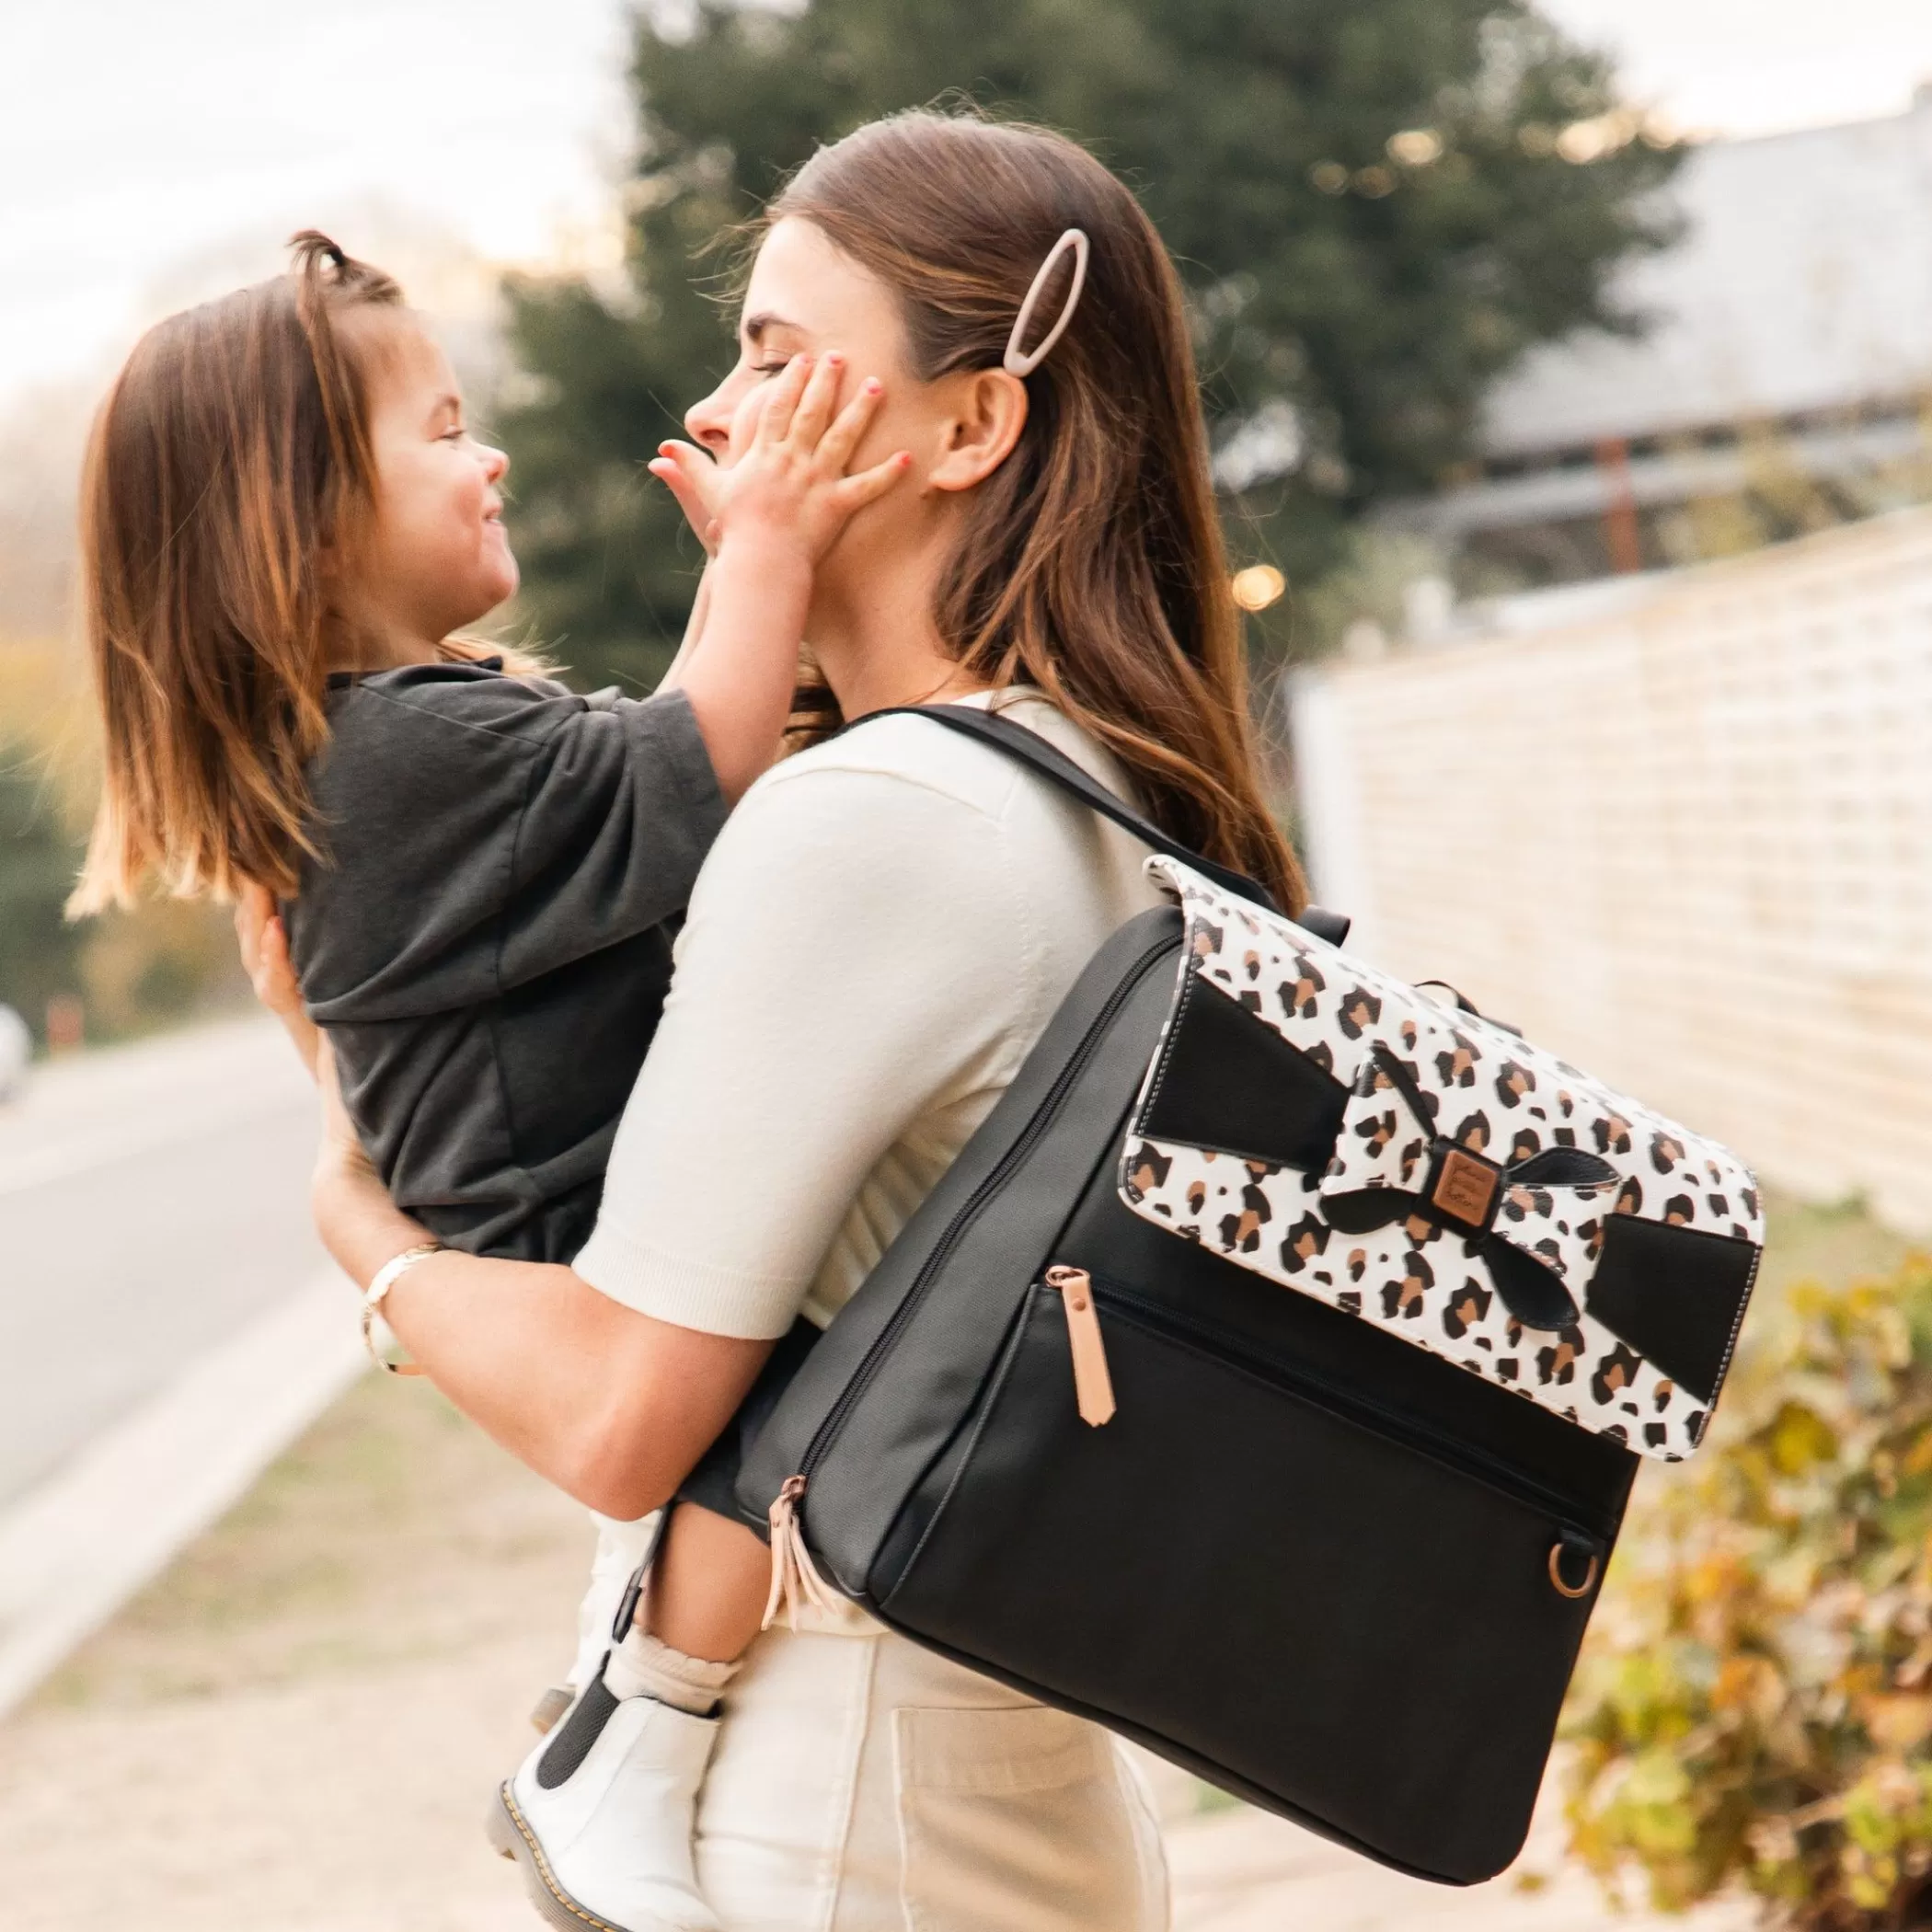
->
4 0 1932 411
1542 0 1932 137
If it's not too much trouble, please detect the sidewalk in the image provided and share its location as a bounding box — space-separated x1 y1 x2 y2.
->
0 1373 1751 1932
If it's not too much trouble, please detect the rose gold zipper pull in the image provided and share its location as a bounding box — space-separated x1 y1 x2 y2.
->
762 1475 842 1632
1045 1266 1116 1427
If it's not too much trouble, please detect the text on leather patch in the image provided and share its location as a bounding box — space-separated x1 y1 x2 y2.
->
1432 1147 1500 1227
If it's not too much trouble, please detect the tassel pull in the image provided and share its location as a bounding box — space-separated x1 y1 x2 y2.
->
1046 1267 1116 1426
763 1475 843 1632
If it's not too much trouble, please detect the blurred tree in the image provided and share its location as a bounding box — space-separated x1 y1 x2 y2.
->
0 750 83 1045
500 0 1680 688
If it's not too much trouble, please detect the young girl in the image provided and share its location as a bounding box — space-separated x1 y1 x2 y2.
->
72 234 908 1932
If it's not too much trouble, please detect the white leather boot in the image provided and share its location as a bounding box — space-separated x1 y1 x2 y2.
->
489 1670 721 1932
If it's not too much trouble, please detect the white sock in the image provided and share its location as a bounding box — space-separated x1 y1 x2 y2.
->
604 1627 741 1719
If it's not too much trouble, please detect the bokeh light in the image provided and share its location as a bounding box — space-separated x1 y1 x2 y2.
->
1231 563 1287 612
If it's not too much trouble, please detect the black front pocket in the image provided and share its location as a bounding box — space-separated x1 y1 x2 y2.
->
881 1282 1601 1885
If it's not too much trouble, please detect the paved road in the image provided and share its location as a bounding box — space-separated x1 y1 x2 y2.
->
0 1018 325 1509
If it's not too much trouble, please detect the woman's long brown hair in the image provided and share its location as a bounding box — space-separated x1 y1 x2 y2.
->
69 233 528 913
770 111 1307 914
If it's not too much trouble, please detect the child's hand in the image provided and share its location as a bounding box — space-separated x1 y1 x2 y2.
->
649 354 911 570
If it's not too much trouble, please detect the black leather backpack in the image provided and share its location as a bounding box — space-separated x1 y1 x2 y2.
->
739 705 1763 1886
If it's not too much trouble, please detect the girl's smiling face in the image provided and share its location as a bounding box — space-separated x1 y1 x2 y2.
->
333 316 518 653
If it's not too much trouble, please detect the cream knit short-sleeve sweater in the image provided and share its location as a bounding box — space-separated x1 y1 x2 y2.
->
574 692 1166 1338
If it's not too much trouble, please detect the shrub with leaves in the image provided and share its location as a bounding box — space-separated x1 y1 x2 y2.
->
1565 1259 1932 1927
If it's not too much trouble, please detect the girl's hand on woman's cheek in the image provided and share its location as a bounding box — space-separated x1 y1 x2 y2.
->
235 882 322 1078
700 353 911 567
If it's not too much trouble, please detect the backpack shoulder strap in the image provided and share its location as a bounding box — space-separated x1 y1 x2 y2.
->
851 704 1351 946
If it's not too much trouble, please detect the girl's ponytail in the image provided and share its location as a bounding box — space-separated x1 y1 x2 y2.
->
289 229 396 518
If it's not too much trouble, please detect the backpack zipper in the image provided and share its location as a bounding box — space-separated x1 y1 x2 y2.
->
761 928 1178 1623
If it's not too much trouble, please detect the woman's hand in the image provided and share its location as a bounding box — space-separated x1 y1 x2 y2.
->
235 884 321 1079
306 1033 773 1513
235 885 769 1519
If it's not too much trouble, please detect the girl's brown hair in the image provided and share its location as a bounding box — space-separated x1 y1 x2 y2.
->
70 233 520 913
770 111 1307 913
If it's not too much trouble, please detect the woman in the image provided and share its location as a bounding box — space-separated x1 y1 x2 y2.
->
258 109 1307 1929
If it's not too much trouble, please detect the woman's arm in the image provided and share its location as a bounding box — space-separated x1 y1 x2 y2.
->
314 1104 774 1516
331 1199 771 1515
251 899 776 1519
570 753 1027 1335
291 749 1021 1512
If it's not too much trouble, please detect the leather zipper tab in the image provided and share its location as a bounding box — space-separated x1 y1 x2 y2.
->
1045 1267 1116 1427
763 1476 842 1631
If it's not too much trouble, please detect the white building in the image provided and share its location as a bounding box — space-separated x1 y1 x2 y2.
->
1405 86 1932 584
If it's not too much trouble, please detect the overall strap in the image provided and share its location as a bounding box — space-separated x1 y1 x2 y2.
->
852 704 1350 946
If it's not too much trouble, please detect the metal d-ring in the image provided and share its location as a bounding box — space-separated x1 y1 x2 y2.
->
1548 1541 1600 1599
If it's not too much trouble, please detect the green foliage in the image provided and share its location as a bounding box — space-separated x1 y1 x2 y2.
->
500 0 1680 686
0 745 82 1042
1566 1260 1932 1928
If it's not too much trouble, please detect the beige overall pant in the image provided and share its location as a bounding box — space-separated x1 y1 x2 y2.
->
578 1518 1170 1931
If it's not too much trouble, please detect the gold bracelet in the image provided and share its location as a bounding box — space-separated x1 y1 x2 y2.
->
360 1242 442 1375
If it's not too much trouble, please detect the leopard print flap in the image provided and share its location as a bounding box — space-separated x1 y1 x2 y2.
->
1321 1002 1620 1298
1117 858 1765 1462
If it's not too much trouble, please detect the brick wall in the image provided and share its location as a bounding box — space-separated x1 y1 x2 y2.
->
1290 508 1932 1232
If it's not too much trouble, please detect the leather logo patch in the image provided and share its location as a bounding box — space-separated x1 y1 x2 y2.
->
1432 1147 1500 1228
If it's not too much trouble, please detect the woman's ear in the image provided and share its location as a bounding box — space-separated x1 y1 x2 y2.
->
926 369 1029 494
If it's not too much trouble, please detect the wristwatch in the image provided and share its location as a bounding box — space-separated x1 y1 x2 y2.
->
361 1242 443 1375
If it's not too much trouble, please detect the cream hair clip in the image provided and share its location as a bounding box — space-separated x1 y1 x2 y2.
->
1003 228 1091 377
